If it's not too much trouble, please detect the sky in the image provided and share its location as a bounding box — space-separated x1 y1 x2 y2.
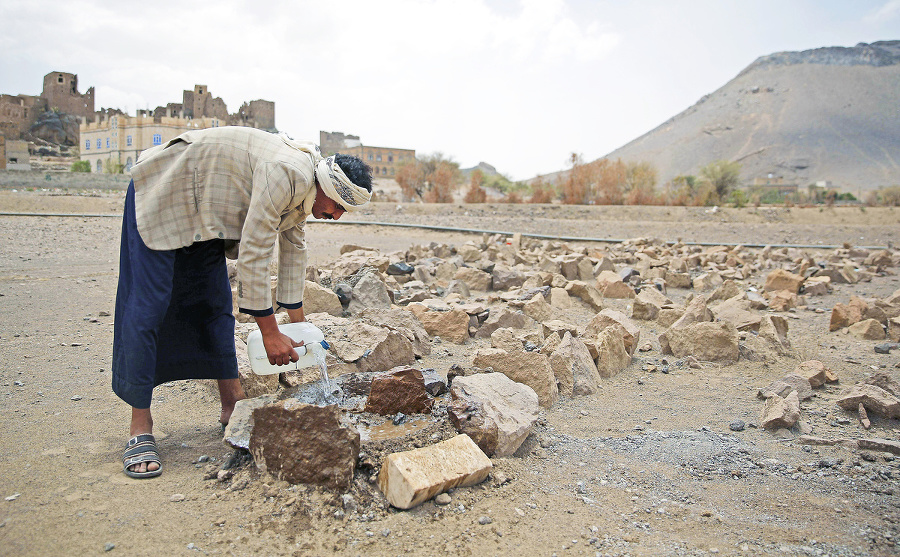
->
1 0 898 181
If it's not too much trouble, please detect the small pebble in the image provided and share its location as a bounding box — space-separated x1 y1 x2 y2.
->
197 455 209 463
730 420 746 432
170 493 186 502
5 493 20 501
478 516 493 525
104 542 115 552
434 493 451 505
71 395 82 401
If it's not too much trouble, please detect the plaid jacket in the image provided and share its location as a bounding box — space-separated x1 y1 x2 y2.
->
129 126 316 314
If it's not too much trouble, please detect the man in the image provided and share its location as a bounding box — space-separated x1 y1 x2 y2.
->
114 126 373 478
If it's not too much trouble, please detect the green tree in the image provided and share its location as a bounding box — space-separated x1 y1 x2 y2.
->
698 160 742 202
70 160 91 172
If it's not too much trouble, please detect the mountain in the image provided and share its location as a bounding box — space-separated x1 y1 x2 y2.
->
598 40 900 191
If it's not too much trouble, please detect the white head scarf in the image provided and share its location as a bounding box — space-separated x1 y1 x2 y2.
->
279 133 372 214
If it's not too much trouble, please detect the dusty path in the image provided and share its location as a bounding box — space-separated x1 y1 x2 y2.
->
0 190 899 556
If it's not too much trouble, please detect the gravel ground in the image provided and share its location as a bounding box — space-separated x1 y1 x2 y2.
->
0 189 899 556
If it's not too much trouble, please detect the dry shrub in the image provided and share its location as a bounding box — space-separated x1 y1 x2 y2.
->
529 181 554 203
395 162 422 201
502 191 523 203
879 186 900 206
464 169 487 203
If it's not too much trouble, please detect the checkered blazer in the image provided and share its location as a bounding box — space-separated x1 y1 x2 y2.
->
129 126 316 313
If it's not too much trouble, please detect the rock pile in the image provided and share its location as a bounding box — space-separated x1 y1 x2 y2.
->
218 234 898 508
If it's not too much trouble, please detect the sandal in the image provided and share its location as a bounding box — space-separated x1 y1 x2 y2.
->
123 434 162 479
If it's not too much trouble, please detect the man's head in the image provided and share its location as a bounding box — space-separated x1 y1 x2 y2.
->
312 154 373 220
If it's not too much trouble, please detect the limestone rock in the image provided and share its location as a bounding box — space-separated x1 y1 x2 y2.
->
454 267 493 291
364 367 434 416
492 265 526 291
757 373 813 401
347 273 392 314
837 384 900 419
594 328 632 378
224 394 277 450
523 293 554 322
760 392 800 429
829 297 867 331
448 373 540 457
711 295 761 331
475 307 533 339
378 434 492 510
584 309 641 356
358 308 431 357
549 332 601 396
236 336 281 398
541 319 579 340
764 269 804 294
565 281 604 311
472 348 558 408
758 315 792 355
848 318 886 340
329 321 415 372
793 360 833 388
768 290 799 312
303 281 344 316
410 307 470 344
491 327 524 352
663 321 740 363
693 272 723 292
250 401 360 490
890 317 900 342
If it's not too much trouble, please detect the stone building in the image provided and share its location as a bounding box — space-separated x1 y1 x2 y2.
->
319 131 415 178
80 112 224 173
41 72 95 117
182 85 228 121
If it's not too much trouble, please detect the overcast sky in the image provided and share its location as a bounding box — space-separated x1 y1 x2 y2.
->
1 0 898 180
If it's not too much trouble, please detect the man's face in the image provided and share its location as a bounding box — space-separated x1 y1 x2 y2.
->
312 182 346 220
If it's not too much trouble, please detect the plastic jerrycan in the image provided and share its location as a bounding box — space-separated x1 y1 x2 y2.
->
246 322 329 375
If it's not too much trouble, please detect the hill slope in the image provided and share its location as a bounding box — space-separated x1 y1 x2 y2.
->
600 40 900 191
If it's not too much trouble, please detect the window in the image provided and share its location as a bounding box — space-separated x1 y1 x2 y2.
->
388 154 393 162
367 153 373 161
125 157 133 171
376 154 382 162
153 134 162 145
106 138 110 148
96 139 101 149
96 160 102 172
126 135 132 146
85 140 90 150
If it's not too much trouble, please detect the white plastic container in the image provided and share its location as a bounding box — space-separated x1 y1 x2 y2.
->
246 322 329 375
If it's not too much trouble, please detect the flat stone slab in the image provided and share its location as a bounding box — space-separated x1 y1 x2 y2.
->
378 434 492 510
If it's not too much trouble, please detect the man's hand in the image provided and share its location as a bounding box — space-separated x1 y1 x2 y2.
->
254 313 304 366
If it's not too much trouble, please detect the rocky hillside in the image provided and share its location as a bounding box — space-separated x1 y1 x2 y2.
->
599 41 900 191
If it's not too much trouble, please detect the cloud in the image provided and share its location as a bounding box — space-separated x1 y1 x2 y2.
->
864 0 900 23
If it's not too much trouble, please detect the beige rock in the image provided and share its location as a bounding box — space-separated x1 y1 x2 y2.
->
224 394 277 450
758 315 792 355
768 290 798 312
549 287 574 308
829 297 867 331
302 281 344 316
472 348 558 408
837 384 900 419
235 336 281 398
347 273 392 314
803 277 831 296
329 321 416 372
378 434 492 510
594 328 631 378
708 280 744 303
760 392 800 430
602 281 636 299
475 307 533 339
657 307 684 328
665 271 693 289
540 331 563 355
663 321 740 363
358 308 431 357
549 332 601 396
491 265 526 291
630 293 660 321
491 327 524 352
542 319 579 340
848 318 886 340
523 293 554 323
584 309 641 356
448 373 539 457
889 317 900 342
711 295 761 331
757 373 813 401
565 280 604 311
693 272 723 292
454 267 492 291
793 360 831 388
412 308 470 344
764 268 804 294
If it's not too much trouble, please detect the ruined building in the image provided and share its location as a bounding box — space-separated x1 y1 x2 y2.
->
0 71 94 140
80 84 276 173
320 131 415 178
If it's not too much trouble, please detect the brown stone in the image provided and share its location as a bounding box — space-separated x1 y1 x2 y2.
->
541 319 579 340
303 281 344 316
448 373 539 457
472 348 558 408
829 297 867 331
565 280 604 311
758 315 792 355
358 308 431 357
768 290 798 312
364 367 434 416
523 293 554 323
454 267 492 291
491 327 524 352
692 272 723 292
250 401 360 490
889 317 900 342
475 307 533 339
760 392 800 430
764 268 804 294
378 434 492 510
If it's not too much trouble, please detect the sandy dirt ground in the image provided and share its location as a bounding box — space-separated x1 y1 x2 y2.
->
1 189 899 556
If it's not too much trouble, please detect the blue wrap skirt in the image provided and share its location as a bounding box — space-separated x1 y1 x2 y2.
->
112 181 238 409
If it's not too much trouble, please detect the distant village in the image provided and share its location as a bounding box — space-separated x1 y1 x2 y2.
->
0 71 414 178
